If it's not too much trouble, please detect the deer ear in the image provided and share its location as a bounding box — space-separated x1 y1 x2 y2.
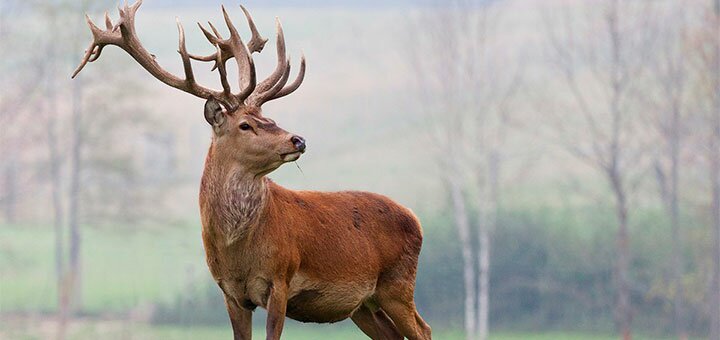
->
204 98 227 128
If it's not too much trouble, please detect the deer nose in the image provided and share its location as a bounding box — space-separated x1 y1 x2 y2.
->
291 135 306 152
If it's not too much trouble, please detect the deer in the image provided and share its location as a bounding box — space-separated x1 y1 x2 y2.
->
72 2 431 339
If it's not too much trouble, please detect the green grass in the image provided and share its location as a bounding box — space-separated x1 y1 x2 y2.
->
139 326 621 340
0 222 208 312
105 326 708 340
1 322 694 340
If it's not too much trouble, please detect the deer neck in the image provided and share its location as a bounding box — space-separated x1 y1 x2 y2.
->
201 144 270 244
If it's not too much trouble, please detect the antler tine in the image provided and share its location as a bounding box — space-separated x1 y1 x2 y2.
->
214 44 232 96
117 0 141 26
176 18 196 84
221 6 251 74
197 22 221 45
72 14 118 78
188 22 225 67
221 5 241 41
240 5 268 53
271 53 306 100
272 59 292 93
104 11 113 29
220 5 256 102
253 18 288 96
72 41 97 78
248 59 291 106
189 22 223 70
87 45 105 62
208 21 224 40
235 53 257 102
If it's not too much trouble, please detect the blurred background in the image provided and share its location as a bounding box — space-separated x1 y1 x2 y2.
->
1 0 719 339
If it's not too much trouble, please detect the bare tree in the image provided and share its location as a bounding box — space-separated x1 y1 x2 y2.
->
47 41 68 340
21 1 118 337
43 5 67 324
544 1 655 338
689 0 720 337
0 1 44 224
407 5 477 336
63 0 115 319
407 2 519 339
646 4 689 338
36 2 71 337
1 2 72 338
67 46 84 316
711 2 720 338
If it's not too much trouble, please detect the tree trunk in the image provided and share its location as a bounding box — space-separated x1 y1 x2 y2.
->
658 157 687 340
68 63 84 315
606 2 632 337
449 176 476 340
476 151 499 340
711 150 720 340
610 172 632 340
43 17 68 338
709 2 720 338
477 225 489 340
668 107 686 340
3 154 17 223
49 112 64 288
50 99 68 340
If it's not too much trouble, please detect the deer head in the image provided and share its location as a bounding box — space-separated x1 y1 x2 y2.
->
72 1 307 176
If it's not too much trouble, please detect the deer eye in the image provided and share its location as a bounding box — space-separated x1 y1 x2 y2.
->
239 123 252 131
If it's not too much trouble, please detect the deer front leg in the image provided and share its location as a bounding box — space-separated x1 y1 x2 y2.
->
265 281 289 340
223 293 253 340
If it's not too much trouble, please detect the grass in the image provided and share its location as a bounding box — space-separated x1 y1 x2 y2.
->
138 326 632 340
88 326 710 340
0 222 208 313
1 321 695 340
0 223 690 340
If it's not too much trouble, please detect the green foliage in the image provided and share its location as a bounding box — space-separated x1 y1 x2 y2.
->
414 211 465 328
151 280 227 325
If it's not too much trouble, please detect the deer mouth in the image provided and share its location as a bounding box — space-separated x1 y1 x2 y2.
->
280 151 303 162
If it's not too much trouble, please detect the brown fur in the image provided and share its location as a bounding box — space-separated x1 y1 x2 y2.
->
199 106 432 339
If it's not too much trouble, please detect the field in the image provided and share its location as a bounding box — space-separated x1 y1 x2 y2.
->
0 320 691 340
0 222 205 313
0 223 701 340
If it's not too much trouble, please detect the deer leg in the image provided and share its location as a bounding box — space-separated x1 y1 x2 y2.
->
376 283 432 340
223 293 253 340
378 300 431 340
351 303 403 340
265 281 288 340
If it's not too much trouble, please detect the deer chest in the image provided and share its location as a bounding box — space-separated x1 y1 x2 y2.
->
217 274 273 310
202 232 276 309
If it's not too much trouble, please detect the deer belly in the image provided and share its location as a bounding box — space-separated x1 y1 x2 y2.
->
285 273 375 323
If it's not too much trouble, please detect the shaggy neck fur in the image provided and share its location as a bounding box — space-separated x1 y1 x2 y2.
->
201 144 269 244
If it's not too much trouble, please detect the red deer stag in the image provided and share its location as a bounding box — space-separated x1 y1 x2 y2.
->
72 2 431 339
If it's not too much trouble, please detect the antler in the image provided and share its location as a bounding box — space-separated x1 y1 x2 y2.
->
243 18 306 107
191 9 306 107
72 1 305 110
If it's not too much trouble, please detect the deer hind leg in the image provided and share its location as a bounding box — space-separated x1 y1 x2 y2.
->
375 282 432 340
351 303 403 340
222 293 253 340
